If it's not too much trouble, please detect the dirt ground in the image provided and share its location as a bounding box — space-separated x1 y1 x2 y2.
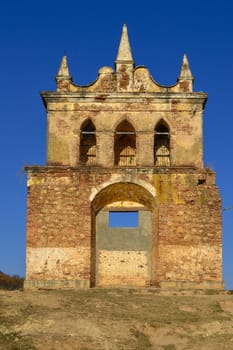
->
0 288 233 350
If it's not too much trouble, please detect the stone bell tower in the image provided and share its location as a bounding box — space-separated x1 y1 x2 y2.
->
24 25 223 290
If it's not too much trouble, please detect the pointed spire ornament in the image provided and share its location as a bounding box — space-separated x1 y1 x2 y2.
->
116 24 134 62
178 53 194 92
56 55 72 92
115 24 134 91
179 53 194 80
56 55 72 80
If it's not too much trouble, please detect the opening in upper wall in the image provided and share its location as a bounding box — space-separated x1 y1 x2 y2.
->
80 119 96 165
154 121 170 166
114 120 136 166
109 211 139 228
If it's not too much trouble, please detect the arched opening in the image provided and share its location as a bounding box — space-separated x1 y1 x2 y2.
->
80 119 96 165
154 121 170 166
91 182 158 287
114 120 136 166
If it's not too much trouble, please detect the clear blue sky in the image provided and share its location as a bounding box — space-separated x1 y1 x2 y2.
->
1 0 233 289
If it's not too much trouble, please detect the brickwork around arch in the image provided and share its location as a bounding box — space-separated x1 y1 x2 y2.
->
24 25 223 290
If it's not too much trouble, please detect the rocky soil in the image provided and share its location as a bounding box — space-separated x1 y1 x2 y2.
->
0 288 233 349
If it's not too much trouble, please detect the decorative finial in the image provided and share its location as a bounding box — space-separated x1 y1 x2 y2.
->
56 55 71 80
116 24 134 62
179 53 194 80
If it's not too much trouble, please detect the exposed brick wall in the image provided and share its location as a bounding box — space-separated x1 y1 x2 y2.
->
25 167 222 288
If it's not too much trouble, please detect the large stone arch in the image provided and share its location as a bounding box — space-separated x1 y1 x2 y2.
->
90 176 156 209
90 181 158 287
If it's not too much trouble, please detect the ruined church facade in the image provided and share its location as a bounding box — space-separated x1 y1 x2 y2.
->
24 25 223 289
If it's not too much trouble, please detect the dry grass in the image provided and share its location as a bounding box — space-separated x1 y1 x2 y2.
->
0 288 233 349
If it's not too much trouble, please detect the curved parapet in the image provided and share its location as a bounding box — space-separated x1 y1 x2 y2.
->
55 26 194 94
56 61 194 93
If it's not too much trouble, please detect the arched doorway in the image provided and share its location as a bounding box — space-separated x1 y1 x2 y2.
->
91 182 157 287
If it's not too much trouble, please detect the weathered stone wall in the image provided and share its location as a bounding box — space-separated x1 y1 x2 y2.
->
96 210 152 286
45 96 205 168
25 167 222 289
26 169 92 285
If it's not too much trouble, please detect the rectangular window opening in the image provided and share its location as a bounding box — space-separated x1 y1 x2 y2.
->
109 211 139 228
